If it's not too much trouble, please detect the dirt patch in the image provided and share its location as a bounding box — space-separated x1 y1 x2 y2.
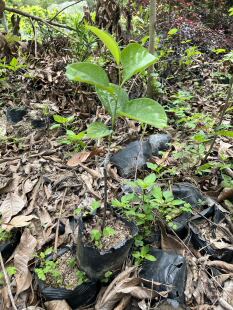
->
45 251 84 290
83 212 132 251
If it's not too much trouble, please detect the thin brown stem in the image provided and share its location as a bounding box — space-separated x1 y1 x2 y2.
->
101 162 108 231
0 253 17 310
49 0 83 22
54 188 67 254
202 75 233 163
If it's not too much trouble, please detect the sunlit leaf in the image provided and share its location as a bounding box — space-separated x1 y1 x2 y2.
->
96 84 128 118
216 130 233 138
85 122 112 139
53 115 74 124
66 62 110 90
168 28 179 35
86 26 121 65
119 98 167 128
121 43 158 83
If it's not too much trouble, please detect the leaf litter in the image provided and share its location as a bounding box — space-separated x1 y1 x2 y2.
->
0 5 233 310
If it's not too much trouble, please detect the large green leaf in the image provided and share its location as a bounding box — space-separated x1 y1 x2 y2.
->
119 98 167 128
121 43 158 84
86 26 121 65
66 63 110 90
96 84 128 118
85 122 112 139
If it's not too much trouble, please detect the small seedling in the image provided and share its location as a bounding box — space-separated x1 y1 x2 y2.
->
0 226 12 243
133 245 156 266
90 226 116 248
76 270 88 285
101 270 113 283
0 266 17 286
75 200 101 216
50 114 75 130
35 248 62 284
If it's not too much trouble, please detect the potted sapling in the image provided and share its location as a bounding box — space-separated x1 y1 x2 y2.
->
66 26 167 279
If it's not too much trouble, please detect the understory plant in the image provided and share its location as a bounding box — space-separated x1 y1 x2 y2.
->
66 25 167 231
111 173 191 264
35 247 87 287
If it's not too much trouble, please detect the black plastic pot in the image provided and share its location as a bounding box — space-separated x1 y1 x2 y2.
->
76 215 138 280
139 248 187 303
189 199 233 262
0 229 21 261
37 247 100 309
6 108 27 123
171 182 206 235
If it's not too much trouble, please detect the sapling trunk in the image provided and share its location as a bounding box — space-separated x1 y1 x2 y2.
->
147 0 157 98
101 69 122 232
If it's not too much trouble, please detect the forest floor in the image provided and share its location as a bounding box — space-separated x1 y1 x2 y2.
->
0 7 233 310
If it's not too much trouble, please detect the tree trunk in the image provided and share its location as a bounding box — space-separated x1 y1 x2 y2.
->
95 0 121 38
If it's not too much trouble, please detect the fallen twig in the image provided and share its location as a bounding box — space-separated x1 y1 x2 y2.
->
54 187 67 254
5 6 78 32
0 253 17 310
49 0 84 22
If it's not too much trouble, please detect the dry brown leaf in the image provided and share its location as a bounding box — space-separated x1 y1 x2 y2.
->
113 295 131 310
219 280 233 306
14 228 37 294
80 172 101 199
218 188 233 202
80 163 102 178
23 178 38 195
0 286 11 309
160 222 185 255
22 307 45 310
0 192 26 223
5 214 38 231
38 207 52 227
206 260 233 273
44 300 72 310
95 267 160 310
67 151 91 167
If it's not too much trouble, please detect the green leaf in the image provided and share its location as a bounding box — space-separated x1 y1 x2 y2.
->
229 7 233 16
85 122 112 139
163 190 174 201
86 26 121 65
66 130 85 141
153 187 163 200
91 200 101 211
119 98 167 128
144 173 156 186
66 63 110 90
96 84 128 118
121 43 158 83
216 130 233 138
145 254 156 261
53 115 74 124
91 229 102 241
50 124 61 130
168 28 179 35
103 226 116 237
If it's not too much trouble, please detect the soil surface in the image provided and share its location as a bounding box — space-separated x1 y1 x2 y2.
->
45 251 83 290
83 212 132 251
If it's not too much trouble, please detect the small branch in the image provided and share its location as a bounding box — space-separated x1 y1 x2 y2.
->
54 188 67 254
101 156 109 231
0 253 17 310
49 0 83 22
202 75 233 163
5 6 78 32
